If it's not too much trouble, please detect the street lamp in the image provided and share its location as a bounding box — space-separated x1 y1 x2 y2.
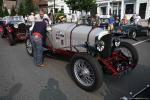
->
53 0 55 23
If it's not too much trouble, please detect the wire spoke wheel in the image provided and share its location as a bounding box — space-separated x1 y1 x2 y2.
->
26 39 33 56
71 53 103 92
74 59 95 87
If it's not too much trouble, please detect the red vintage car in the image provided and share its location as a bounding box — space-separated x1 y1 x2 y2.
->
0 16 27 45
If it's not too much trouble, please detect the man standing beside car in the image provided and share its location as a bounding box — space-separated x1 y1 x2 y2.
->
31 18 48 67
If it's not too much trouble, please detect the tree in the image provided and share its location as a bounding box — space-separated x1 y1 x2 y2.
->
18 2 25 16
11 5 16 16
4 7 9 16
65 0 96 12
0 0 3 17
24 0 35 15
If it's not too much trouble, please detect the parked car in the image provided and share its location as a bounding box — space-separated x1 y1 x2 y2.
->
112 20 150 38
0 16 27 45
26 23 139 92
0 18 4 35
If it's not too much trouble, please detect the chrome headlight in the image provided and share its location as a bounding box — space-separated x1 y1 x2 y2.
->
14 24 18 28
96 40 105 52
113 38 120 47
115 41 120 47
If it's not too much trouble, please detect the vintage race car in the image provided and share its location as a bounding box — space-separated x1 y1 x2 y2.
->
0 16 27 45
26 23 139 92
112 20 150 38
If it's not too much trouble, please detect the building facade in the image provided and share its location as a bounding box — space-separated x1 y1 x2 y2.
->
3 0 16 13
97 0 150 19
96 0 124 18
48 0 69 14
124 0 150 19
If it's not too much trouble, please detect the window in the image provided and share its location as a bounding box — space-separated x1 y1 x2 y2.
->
101 7 107 15
125 4 134 14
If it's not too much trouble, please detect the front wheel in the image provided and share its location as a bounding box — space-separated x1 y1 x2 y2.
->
146 29 150 36
8 33 15 46
114 42 139 70
70 53 103 92
26 38 33 56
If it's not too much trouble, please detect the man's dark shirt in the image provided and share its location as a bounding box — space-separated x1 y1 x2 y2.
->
32 21 47 45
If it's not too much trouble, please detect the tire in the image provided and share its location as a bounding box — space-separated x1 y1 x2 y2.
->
146 29 150 37
26 38 33 56
8 33 15 46
0 32 4 38
130 30 137 38
70 53 103 92
114 42 139 69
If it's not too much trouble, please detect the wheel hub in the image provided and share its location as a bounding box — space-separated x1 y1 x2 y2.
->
26 39 32 54
74 59 95 86
82 68 90 76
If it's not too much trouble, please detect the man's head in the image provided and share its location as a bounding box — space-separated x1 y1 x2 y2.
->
39 10 44 19
31 12 34 16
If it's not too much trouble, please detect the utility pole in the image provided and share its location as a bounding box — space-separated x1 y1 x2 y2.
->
53 0 55 23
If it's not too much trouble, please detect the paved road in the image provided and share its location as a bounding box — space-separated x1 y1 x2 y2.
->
0 36 150 100
0 38 105 100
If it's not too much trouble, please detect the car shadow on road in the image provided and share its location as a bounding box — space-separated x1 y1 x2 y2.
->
0 83 22 100
39 78 68 100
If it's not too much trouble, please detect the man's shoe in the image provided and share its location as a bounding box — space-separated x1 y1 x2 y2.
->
38 64 45 67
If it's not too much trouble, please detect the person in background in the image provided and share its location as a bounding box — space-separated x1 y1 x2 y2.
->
35 9 51 24
95 14 100 26
121 15 127 25
31 18 49 67
134 14 141 24
48 11 54 24
114 16 120 28
108 15 115 31
130 15 135 24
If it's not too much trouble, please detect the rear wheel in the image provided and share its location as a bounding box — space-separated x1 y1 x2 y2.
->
26 38 33 56
0 32 4 38
70 53 103 92
8 33 15 46
146 29 150 36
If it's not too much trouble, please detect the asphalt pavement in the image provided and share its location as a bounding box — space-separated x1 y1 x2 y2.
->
0 36 150 100
0 38 105 100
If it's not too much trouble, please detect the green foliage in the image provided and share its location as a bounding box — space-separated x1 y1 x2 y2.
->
0 7 3 17
0 0 3 17
11 5 16 16
65 0 96 12
4 7 9 16
18 2 26 16
24 0 36 15
0 0 3 7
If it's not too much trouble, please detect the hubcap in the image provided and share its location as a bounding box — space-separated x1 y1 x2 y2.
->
146 30 150 36
73 59 95 87
26 39 32 54
132 32 136 38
